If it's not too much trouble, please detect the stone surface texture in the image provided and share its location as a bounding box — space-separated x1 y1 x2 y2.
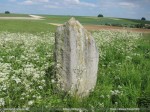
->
55 17 99 97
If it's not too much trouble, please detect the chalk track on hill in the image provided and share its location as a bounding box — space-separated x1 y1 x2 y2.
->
0 15 44 20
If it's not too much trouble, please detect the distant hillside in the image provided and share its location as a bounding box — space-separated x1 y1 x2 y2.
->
41 15 150 29
0 13 30 17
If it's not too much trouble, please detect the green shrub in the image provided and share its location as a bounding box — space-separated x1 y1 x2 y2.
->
98 14 103 17
5 11 10 14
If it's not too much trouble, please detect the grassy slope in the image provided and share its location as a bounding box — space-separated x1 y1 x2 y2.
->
0 20 56 33
0 14 150 33
42 15 150 26
42 15 137 25
124 18 150 24
0 13 30 17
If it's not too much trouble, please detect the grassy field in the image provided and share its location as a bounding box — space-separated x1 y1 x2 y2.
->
40 15 150 30
0 13 30 17
41 15 150 25
0 13 150 34
0 20 56 33
0 14 150 110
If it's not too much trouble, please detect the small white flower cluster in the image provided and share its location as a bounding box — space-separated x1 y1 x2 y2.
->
110 89 123 96
111 90 120 95
0 62 12 83
0 32 54 107
0 98 5 107
93 30 141 60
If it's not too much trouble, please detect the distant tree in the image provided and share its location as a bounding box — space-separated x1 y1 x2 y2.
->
98 14 103 17
141 17 146 21
5 11 10 14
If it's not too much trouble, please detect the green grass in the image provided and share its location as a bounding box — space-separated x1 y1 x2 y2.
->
125 18 150 24
41 15 150 26
0 14 150 111
0 30 149 111
0 13 30 17
76 16 137 25
0 20 56 33
41 15 72 24
41 15 137 25
0 14 150 34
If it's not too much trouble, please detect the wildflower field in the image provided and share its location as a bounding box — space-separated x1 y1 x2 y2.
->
0 29 149 110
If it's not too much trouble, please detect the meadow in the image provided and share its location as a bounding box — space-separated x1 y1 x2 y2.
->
0 13 150 33
0 14 150 111
0 20 56 33
0 13 30 17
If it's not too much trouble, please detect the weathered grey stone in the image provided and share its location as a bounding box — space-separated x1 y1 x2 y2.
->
54 17 99 97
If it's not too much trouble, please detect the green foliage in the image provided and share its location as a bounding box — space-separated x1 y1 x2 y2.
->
141 17 146 21
135 23 145 28
5 11 10 14
98 14 103 17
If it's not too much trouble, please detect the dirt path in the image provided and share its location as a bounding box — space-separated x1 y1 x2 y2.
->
0 15 44 20
84 25 150 33
49 23 150 33
29 15 45 19
49 23 62 26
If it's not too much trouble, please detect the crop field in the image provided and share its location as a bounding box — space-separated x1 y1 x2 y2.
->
0 20 56 33
0 14 150 33
0 13 30 17
0 14 150 111
42 15 150 25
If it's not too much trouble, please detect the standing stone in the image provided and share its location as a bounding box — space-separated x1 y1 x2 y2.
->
54 17 99 97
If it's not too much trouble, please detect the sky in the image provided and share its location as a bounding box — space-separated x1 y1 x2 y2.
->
0 0 150 20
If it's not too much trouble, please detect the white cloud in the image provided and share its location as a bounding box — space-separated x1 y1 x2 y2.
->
44 5 60 9
65 0 80 4
118 2 139 8
19 0 49 5
32 0 49 2
64 0 96 7
80 2 97 7
21 0 33 5
99 1 139 9
19 0 96 8
99 1 116 9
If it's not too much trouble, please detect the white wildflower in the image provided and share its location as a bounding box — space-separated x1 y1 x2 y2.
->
118 85 122 89
99 102 104 107
100 95 104 98
51 79 55 83
0 98 5 106
28 100 34 106
38 86 43 89
11 76 21 84
20 97 25 100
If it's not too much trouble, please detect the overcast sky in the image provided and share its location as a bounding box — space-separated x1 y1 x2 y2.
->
0 0 150 20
